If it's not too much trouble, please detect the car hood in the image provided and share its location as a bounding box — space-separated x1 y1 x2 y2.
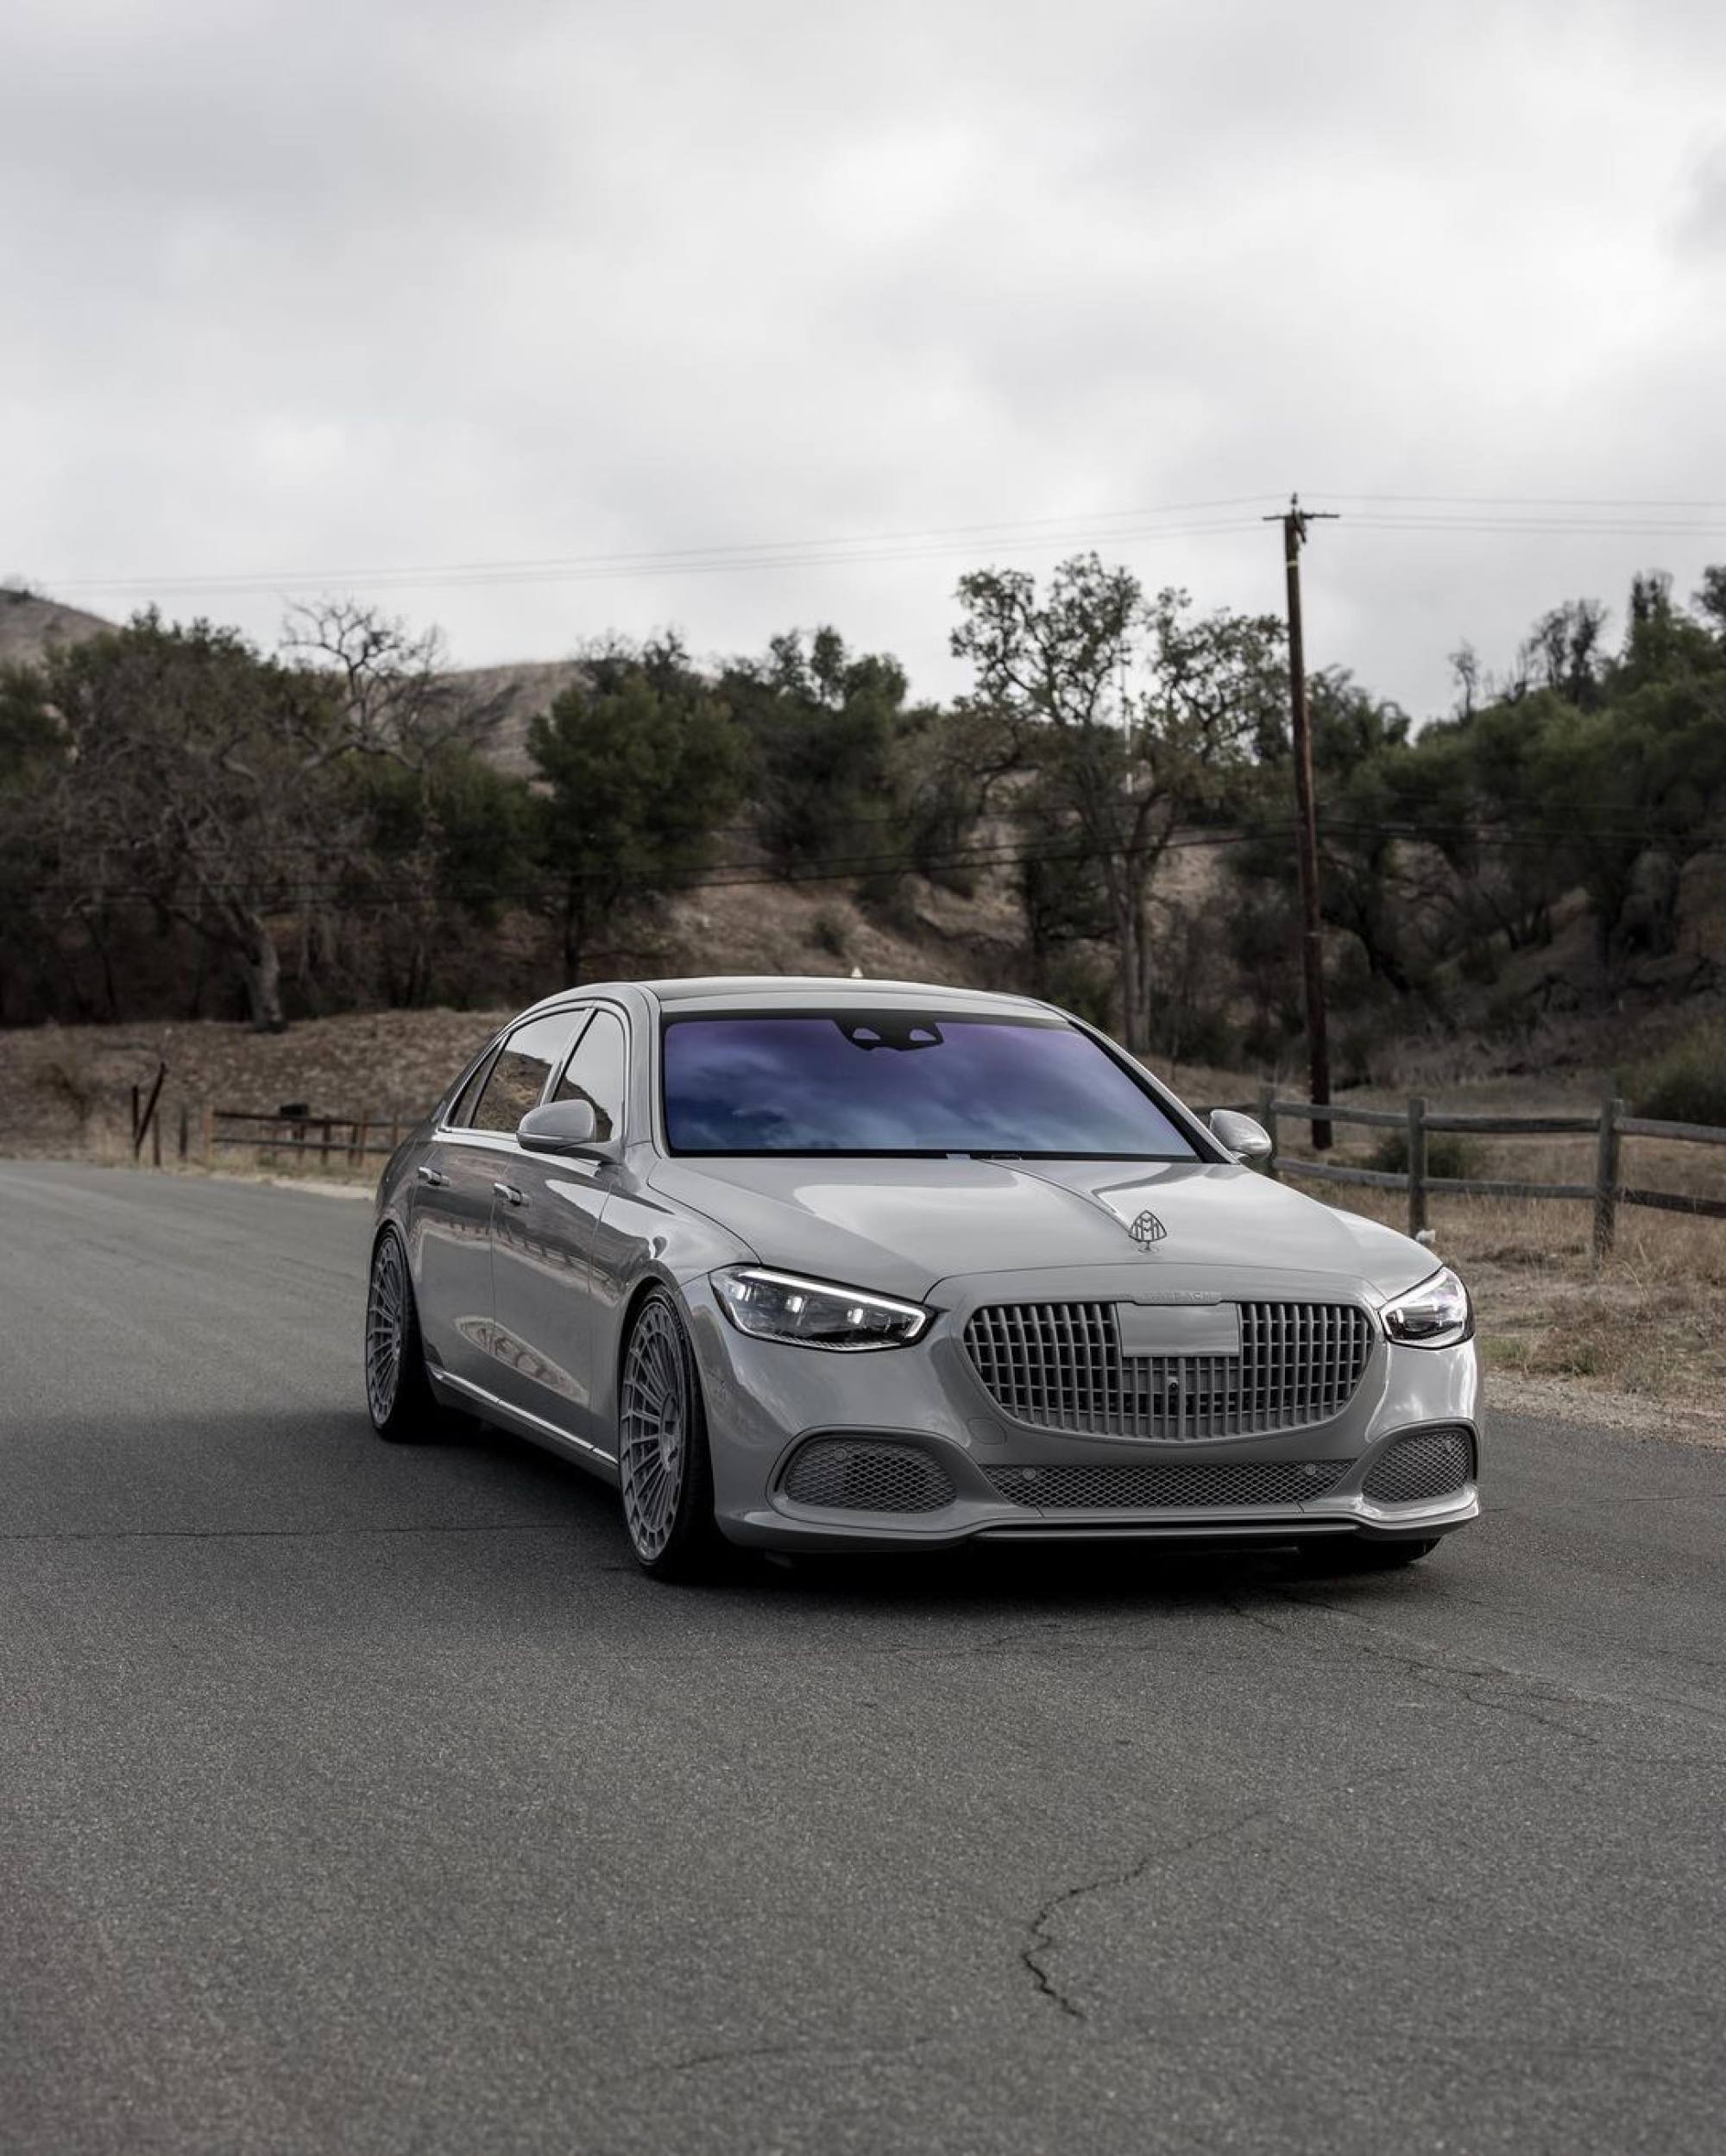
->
648 1156 1437 1304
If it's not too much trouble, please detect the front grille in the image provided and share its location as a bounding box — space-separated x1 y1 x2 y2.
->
963 1301 1373 1440
1362 1428 1473 1504
780 1438 956 1514
983 1459 1350 1510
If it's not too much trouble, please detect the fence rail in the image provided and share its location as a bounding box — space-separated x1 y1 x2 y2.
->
1240 1086 1726 1258
207 1108 403 1167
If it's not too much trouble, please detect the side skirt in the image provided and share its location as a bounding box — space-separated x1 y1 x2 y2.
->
430 1370 620 1485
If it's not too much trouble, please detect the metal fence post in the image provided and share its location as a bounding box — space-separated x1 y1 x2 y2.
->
1257 1082 1279 1181
1406 1095 1428 1239
1593 1090 1622 1266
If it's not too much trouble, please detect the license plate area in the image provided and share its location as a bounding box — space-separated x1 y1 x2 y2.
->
1116 1302 1242 1358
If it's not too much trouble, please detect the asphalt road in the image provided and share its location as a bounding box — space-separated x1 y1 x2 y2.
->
3 1160 1724 2156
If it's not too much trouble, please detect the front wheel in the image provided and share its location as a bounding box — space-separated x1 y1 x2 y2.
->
617 1290 722 1580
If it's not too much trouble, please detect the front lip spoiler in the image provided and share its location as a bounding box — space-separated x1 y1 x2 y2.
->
723 1488 1480 1552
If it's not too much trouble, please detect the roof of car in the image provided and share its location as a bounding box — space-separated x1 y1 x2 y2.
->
518 974 1061 1018
513 974 1063 1025
645 974 1049 1009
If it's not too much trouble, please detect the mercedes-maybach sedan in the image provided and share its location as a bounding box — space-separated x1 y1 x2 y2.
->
364 978 1480 1578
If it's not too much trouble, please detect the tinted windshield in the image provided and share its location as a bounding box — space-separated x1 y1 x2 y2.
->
660 1012 1200 1157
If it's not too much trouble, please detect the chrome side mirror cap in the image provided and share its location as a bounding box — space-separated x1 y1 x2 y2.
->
1209 1108 1274 1163
518 1098 610 1157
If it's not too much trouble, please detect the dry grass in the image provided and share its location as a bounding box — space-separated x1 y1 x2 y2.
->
1325 1188 1726 1434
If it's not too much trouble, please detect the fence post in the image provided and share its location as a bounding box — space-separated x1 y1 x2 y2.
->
319 1118 333 1170
1257 1082 1279 1181
178 1102 189 1161
134 1061 167 1162
354 1118 369 1168
201 1103 214 1161
1406 1094 1428 1240
1593 1089 1622 1267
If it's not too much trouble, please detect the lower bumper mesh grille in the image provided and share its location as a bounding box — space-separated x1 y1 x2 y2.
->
1362 1428 1473 1504
781 1439 956 1513
984 1459 1350 1510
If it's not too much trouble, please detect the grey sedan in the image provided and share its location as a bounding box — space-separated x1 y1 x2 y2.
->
364 977 1481 1578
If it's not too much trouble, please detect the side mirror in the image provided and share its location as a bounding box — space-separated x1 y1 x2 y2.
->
517 1098 604 1156
1209 1108 1274 1163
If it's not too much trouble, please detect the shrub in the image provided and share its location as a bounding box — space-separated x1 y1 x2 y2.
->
809 907 849 961
1623 1021 1726 1130
1370 1127 1477 1182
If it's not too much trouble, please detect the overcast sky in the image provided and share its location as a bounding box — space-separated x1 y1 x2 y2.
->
4 0 1723 719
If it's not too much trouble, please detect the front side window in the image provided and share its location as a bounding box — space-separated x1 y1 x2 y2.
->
553 1009 627 1142
469 1012 583 1134
661 1011 1200 1157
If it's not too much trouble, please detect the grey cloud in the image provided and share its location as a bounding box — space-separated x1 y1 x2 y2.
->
3 0 1724 722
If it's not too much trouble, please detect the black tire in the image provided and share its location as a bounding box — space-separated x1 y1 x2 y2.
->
616 1289 723 1581
363 1227 444 1443
1293 1537 1439 1573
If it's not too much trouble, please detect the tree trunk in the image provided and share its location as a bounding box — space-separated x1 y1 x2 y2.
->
1112 876 1153 1052
562 886 584 984
1112 843 1157 1054
239 924 287 1031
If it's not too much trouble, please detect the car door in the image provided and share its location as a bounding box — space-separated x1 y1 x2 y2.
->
415 1011 579 1403
408 1038 509 1392
488 1004 631 1448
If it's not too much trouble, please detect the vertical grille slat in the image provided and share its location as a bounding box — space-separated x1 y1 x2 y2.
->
963 1300 1372 1440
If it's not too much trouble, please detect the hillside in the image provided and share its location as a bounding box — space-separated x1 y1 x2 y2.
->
0 588 113 667
444 657 587 775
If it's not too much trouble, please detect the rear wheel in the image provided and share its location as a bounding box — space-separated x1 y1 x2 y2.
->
364 1228 443 1442
617 1290 721 1580
1293 1537 1439 1573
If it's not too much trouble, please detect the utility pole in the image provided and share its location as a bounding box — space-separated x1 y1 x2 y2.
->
1265 494 1338 1149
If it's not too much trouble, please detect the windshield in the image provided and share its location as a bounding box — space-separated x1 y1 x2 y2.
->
660 1011 1201 1157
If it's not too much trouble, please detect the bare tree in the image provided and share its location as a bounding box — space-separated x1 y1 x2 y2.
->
953 558 1282 1050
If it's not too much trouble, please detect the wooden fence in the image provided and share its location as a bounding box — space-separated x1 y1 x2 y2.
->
1230 1087 1726 1262
205 1108 403 1168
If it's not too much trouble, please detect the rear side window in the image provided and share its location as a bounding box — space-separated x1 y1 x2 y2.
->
552 1009 627 1141
446 1043 501 1129
469 1012 583 1134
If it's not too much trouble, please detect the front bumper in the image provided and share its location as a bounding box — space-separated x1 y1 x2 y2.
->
683 1266 1482 1554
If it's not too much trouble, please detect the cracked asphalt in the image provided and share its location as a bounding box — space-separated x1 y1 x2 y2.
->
3 1159 1724 2155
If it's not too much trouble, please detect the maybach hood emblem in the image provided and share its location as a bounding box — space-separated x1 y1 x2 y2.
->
1128 1210 1168 1247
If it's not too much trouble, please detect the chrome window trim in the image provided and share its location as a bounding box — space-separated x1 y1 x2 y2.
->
429 997 634 1154
439 999 595 1138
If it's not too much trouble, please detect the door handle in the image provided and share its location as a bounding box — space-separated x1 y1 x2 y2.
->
416 1164 450 1188
492 1182 526 1207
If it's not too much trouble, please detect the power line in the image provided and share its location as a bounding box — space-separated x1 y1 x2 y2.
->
41 495 1726 602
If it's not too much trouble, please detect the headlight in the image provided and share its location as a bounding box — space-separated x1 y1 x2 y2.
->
1380 1264 1473 1348
715 1266 932 1351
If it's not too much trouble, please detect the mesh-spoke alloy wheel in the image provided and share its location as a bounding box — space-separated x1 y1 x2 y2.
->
366 1232 409 1426
619 1298 692 1565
